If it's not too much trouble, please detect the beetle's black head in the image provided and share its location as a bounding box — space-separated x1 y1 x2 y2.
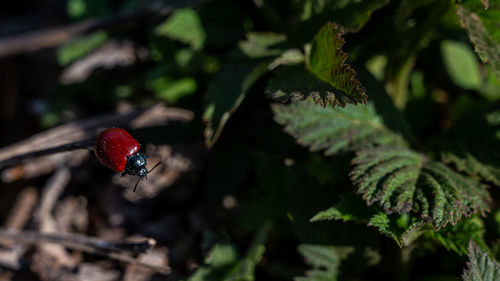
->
124 154 161 192
125 154 149 177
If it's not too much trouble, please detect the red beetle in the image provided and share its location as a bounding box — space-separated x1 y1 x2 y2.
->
94 128 160 192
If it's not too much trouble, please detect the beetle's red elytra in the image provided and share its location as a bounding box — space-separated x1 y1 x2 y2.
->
95 128 140 172
94 128 161 192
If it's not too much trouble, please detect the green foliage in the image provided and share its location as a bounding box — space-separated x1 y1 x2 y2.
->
351 147 490 229
296 244 354 281
188 223 270 281
272 101 405 155
203 32 288 146
203 57 269 147
441 40 481 90
439 109 500 185
456 0 500 80
155 8 206 50
267 22 367 107
67 0 109 20
462 241 500 281
147 77 197 103
426 216 487 255
311 193 422 246
57 32 108 66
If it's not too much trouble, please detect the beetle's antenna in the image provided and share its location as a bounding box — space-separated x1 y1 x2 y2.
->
147 161 161 173
133 176 141 192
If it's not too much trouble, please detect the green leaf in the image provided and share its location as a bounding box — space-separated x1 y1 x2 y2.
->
462 241 500 281
203 57 270 147
155 8 206 50
310 193 376 223
426 216 487 255
296 244 354 281
147 77 197 103
441 40 481 90
456 1 500 81
307 23 362 102
67 0 109 20
267 22 367 107
311 193 423 246
57 31 108 66
272 101 405 155
203 32 289 147
223 222 271 281
351 147 490 229
238 32 287 58
439 109 500 185
188 238 240 281
299 0 389 33
188 223 270 281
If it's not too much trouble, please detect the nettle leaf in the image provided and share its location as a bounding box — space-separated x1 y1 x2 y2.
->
296 244 354 281
351 147 490 229
272 101 405 155
439 110 500 185
456 1 500 80
462 241 500 281
311 193 422 246
426 216 487 256
267 22 367 107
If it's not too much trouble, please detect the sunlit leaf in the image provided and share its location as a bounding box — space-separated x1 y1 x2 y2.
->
442 40 481 90
267 22 366 107
462 241 500 281
456 1 500 81
272 101 405 155
155 8 206 50
351 147 490 229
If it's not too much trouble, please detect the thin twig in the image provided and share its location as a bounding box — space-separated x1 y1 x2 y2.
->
0 229 156 254
73 244 171 274
0 140 94 170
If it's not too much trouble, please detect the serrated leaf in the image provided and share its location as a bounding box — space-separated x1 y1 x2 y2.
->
462 241 500 281
456 1 500 81
351 147 490 229
311 193 422 246
296 244 354 281
272 101 405 155
439 109 500 185
311 192 376 222
426 216 487 256
155 8 206 50
367 212 422 246
267 22 366 107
